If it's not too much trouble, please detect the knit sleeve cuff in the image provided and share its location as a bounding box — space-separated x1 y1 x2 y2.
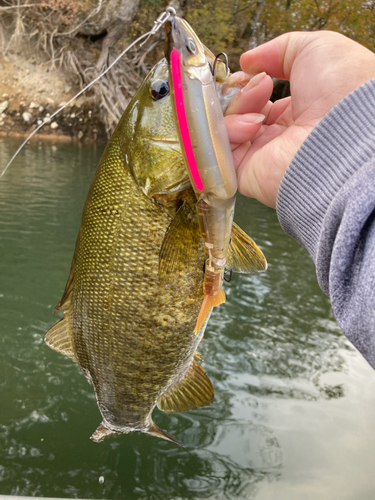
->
276 79 375 263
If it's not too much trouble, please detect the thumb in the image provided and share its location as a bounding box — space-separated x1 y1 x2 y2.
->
239 32 304 80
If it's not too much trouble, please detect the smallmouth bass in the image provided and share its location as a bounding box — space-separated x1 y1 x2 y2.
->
45 55 266 445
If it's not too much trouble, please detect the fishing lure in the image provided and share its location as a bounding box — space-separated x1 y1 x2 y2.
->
165 9 238 332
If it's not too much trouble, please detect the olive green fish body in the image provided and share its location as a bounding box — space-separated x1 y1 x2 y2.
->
71 144 204 433
46 58 267 445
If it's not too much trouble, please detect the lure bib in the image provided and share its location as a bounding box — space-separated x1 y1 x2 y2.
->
170 48 204 192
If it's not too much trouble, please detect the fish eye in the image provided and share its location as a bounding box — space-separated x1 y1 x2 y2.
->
151 79 170 100
186 38 197 54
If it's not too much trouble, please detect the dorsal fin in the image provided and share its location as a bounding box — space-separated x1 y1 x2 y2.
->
157 354 214 414
159 201 201 280
45 317 77 363
227 222 267 273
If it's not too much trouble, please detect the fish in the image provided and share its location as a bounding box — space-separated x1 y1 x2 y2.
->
45 53 267 445
165 14 238 334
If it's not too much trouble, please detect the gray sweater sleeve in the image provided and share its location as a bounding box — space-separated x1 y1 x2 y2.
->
276 79 375 368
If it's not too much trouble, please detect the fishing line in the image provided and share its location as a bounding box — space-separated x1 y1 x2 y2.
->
0 9 172 179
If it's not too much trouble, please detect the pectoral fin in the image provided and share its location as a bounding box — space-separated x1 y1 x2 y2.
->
195 289 226 334
157 354 214 414
45 316 77 363
159 201 201 280
227 222 267 273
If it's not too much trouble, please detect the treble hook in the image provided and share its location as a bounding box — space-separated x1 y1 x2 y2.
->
224 268 233 283
212 52 229 81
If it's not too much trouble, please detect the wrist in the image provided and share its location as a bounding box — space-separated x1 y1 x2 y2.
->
276 79 375 265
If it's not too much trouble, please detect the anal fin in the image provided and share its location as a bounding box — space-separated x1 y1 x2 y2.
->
157 354 214 414
45 317 77 363
195 289 226 334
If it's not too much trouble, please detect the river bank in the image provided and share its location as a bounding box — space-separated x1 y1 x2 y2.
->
0 52 107 144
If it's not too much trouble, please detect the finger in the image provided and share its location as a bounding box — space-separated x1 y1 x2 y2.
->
240 32 306 80
225 113 265 144
231 141 251 169
236 124 309 207
225 72 274 116
266 96 292 125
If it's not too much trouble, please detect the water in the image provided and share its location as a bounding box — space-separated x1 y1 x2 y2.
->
1 138 375 500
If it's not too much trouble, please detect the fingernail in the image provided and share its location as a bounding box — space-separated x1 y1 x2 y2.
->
237 113 265 124
242 72 267 92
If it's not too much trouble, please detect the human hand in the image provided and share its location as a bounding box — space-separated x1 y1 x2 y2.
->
225 31 375 208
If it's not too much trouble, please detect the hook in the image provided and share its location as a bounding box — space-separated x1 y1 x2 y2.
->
212 52 229 81
224 269 232 283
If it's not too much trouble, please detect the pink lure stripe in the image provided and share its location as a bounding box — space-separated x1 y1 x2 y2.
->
170 48 204 191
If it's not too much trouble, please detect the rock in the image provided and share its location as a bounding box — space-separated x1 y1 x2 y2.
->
38 106 44 113
2 93 9 98
46 97 54 104
37 119 43 125
58 102 66 108
70 113 76 119
22 111 33 124
0 101 9 113
50 122 59 129
77 131 84 140
29 102 39 109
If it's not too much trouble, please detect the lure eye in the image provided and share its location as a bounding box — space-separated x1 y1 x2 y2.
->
151 79 170 100
186 38 197 54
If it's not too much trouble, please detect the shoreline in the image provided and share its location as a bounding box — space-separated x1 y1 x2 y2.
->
0 130 106 143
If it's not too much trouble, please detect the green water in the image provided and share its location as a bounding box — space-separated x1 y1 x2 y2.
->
1 138 375 500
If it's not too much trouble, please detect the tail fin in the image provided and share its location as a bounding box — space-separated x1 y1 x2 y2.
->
195 289 226 334
90 420 183 446
147 421 184 447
